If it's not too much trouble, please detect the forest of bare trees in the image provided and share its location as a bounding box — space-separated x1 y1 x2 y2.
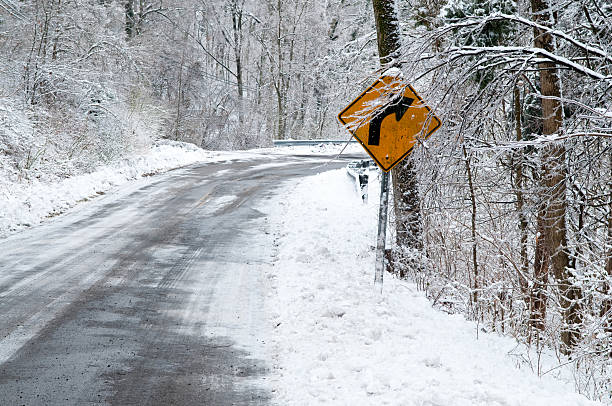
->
0 0 378 162
391 0 611 400
1 0 611 401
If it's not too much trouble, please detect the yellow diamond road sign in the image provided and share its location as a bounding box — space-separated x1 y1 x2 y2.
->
338 75 441 172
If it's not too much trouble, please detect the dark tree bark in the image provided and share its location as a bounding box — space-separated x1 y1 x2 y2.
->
531 209 549 331
371 0 401 66
513 85 529 296
371 0 424 275
463 145 479 309
391 162 422 251
230 0 245 129
602 154 612 333
125 0 135 39
530 0 582 352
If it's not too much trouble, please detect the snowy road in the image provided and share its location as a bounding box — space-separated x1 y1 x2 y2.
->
0 148 605 406
0 153 352 405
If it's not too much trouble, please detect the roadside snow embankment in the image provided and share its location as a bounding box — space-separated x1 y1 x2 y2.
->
264 169 603 406
0 140 210 237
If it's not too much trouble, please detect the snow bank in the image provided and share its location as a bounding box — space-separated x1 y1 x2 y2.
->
0 141 364 238
261 142 365 157
0 140 211 237
263 168 603 406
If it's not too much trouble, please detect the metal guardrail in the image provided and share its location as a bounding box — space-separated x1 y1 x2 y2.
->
346 160 375 203
273 139 358 146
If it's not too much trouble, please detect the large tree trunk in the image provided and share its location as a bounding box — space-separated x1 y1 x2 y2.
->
391 161 422 251
371 0 401 66
372 0 424 277
530 0 582 352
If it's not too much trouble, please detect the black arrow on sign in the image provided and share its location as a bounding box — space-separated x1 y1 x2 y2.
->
368 97 415 146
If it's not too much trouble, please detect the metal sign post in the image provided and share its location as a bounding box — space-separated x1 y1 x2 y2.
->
337 74 441 290
374 171 390 289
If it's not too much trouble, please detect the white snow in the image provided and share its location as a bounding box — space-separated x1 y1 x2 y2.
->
0 140 212 237
261 141 364 157
262 168 604 406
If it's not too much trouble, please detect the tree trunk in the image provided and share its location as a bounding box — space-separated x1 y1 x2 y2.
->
275 0 286 140
231 1 245 132
531 208 549 331
463 145 479 311
372 0 424 276
391 160 422 251
602 153 612 333
513 85 529 296
174 48 185 141
530 0 582 352
125 0 135 39
371 0 401 66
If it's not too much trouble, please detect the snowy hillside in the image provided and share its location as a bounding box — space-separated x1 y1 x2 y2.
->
0 138 209 237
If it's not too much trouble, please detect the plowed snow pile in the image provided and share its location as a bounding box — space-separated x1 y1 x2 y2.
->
0 140 212 237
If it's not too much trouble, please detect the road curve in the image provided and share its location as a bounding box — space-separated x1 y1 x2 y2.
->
0 153 355 405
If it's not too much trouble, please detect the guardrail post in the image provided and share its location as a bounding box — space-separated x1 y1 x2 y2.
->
358 173 369 203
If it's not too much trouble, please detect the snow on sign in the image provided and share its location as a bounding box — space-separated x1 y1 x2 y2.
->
338 75 441 172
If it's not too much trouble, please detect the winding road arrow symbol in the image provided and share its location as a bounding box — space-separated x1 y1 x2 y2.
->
337 76 441 172
367 96 415 146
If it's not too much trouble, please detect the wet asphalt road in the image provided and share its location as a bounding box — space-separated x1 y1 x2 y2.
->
0 153 359 405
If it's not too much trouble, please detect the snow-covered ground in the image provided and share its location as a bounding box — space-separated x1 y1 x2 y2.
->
263 168 604 406
0 140 208 237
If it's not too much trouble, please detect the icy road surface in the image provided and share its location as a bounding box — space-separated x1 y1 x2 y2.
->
0 153 353 405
